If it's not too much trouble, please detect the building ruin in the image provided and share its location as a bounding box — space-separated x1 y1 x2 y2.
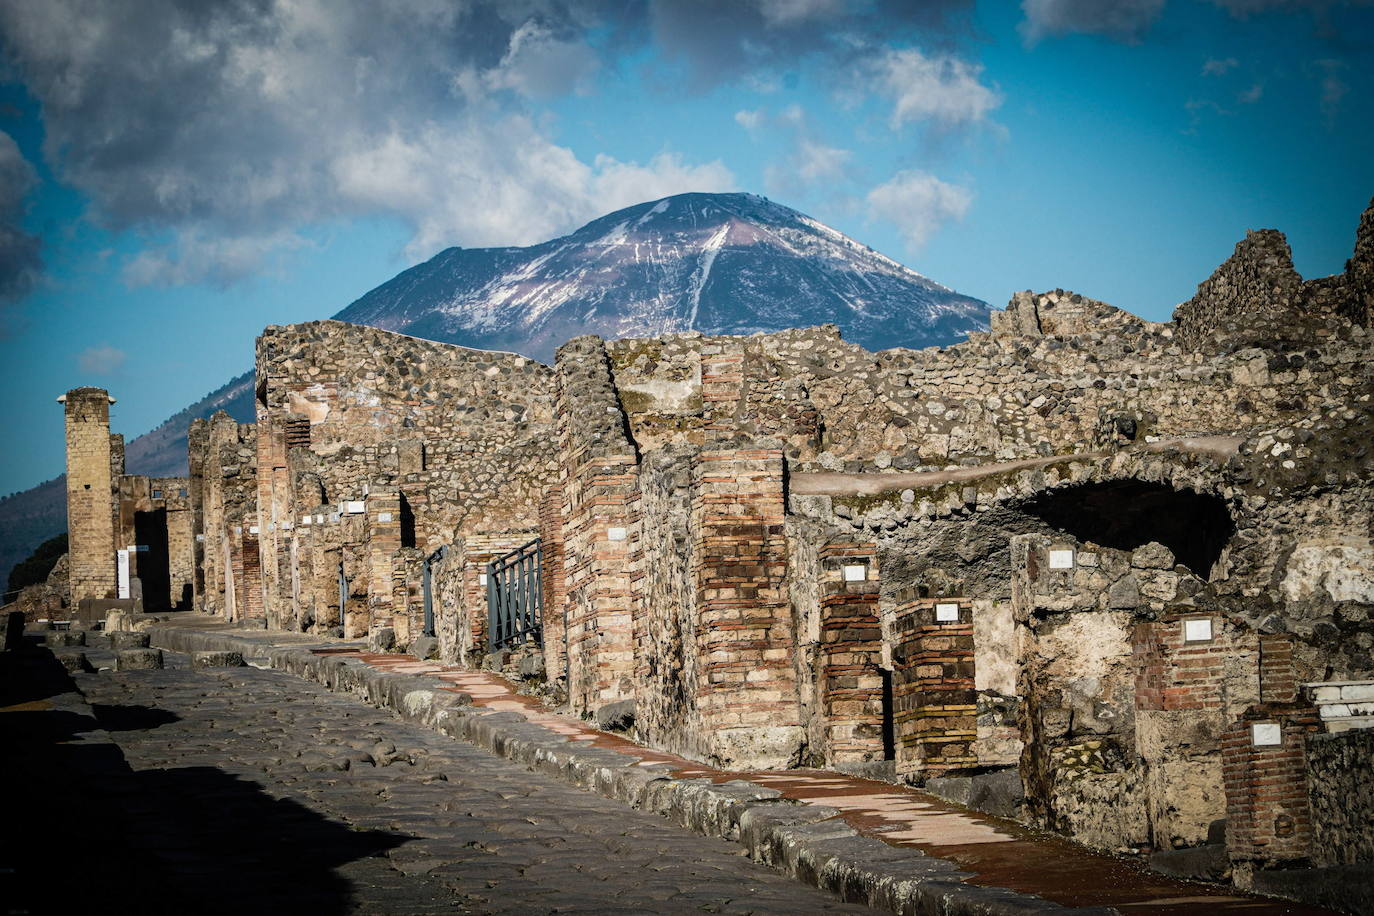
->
28 198 1374 895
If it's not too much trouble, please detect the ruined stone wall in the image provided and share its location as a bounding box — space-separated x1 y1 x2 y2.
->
251 321 558 638
194 414 257 620
1306 727 1374 867
61 387 116 604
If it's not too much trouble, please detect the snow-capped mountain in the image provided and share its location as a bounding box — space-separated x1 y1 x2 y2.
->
336 192 988 361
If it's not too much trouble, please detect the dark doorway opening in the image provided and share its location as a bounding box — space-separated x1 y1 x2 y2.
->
134 509 172 612
1017 480 1234 579
881 669 896 761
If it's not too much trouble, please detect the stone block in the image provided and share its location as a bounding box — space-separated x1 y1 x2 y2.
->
238 617 268 630
191 650 245 668
408 635 440 660
1341 684 1374 702
368 626 396 653
116 648 164 671
1131 542 1176 570
595 698 637 731
1149 843 1228 882
109 631 150 650
53 649 93 672
46 630 86 648
517 652 546 679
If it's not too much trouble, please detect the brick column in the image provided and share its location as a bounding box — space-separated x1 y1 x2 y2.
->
562 457 639 708
1223 705 1321 871
366 487 403 633
538 486 568 679
818 543 885 764
893 595 977 780
60 387 118 604
691 448 802 768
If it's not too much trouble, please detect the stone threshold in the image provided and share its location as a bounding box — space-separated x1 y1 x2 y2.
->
147 619 1334 916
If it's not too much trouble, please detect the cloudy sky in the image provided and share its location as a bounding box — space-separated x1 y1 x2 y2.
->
0 0 1370 494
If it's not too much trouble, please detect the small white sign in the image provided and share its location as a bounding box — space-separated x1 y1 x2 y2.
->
377 512 393 523
249 525 259 534
1183 618 1214 642
1048 548 1075 569
935 602 961 622
1251 722 1282 747
478 573 489 586
843 564 868 582
195 534 205 542
301 514 312 525
344 500 366 514
315 514 325 525
607 527 627 541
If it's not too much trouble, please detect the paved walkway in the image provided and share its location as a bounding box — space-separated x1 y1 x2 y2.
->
347 646 1328 915
5 640 871 915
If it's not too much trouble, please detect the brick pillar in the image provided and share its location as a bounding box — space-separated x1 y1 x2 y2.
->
539 486 568 679
241 528 263 620
60 387 118 604
563 456 639 710
187 418 208 608
366 487 403 632
1223 705 1321 871
691 448 802 768
893 596 977 779
1259 633 1298 704
818 543 886 764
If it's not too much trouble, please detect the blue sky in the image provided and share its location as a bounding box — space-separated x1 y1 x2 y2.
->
0 0 1370 495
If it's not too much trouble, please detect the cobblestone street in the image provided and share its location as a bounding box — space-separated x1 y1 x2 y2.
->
21 650 871 915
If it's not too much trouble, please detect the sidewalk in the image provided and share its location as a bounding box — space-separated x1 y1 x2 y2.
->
147 617 1333 916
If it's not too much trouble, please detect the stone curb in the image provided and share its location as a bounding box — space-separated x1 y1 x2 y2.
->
147 624 1116 916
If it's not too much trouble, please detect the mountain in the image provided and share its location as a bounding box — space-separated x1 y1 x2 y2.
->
0 192 988 585
337 192 988 362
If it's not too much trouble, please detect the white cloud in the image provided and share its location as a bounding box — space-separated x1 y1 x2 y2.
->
735 108 765 131
757 0 847 26
1202 57 1238 75
1019 0 1166 45
1239 82 1264 103
866 47 1000 129
866 170 972 250
77 343 126 375
483 20 600 98
0 0 735 286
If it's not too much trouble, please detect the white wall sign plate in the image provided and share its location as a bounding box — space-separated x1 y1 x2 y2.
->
478 573 489 586
1048 548 1075 569
345 500 366 514
935 602 961 622
607 527 627 541
843 564 868 582
377 512 393 523
1183 618 1214 642
1251 722 1282 747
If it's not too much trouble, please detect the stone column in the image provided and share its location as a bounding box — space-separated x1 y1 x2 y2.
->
818 542 886 765
60 387 117 604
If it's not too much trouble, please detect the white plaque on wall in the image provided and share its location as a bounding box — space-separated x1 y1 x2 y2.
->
843 564 867 582
1183 618 1214 642
479 573 489 586
301 515 312 525
345 500 366 514
249 526 259 535
377 512 393 523
935 602 961 622
1048 548 1075 569
607 527 627 541
1251 722 1282 747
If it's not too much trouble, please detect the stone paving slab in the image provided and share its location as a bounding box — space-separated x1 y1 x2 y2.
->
146 618 1336 916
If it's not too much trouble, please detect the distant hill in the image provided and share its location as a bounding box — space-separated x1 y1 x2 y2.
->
1 191 989 585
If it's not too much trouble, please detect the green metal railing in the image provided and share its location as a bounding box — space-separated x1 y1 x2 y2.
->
486 539 542 652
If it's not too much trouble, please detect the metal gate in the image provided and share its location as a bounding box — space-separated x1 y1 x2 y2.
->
486 539 542 652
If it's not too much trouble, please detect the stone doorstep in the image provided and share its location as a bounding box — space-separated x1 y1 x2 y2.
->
146 622 1100 916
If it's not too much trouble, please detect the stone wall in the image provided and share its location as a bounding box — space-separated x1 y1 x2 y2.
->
1306 727 1374 867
